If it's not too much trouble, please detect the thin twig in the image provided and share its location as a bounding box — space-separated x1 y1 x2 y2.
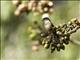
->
70 39 80 46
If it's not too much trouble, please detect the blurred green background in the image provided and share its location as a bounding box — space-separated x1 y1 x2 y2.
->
1 1 80 60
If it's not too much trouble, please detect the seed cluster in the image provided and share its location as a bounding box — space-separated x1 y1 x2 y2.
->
12 0 53 16
39 17 80 53
38 0 53 13
12 0 80 53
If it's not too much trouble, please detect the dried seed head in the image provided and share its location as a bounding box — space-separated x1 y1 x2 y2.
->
41 33 44 37
42 39 46 45
63 39 69 45
60 37 64 40
57 47 60 51
32 2 37 12
32 7 37 12
60 45 65 50
51 47 55 53
28 1 34 10
49 8 53 13
43 7 49 12
38 1 53 14
71 18 77 23
56 31 62 35
57 44 61 47
68 21 72 25
39 18 80 53
44 43 49 48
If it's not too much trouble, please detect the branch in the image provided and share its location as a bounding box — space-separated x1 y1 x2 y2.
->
70 39 80 46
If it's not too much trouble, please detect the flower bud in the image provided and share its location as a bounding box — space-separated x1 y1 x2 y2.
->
14 9 20 16
48 1 53 7
17 3 28 12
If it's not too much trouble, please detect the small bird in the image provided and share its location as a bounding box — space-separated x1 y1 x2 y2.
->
42 13 54 31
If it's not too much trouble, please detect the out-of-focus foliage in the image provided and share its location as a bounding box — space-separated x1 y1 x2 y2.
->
1 1 80 60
